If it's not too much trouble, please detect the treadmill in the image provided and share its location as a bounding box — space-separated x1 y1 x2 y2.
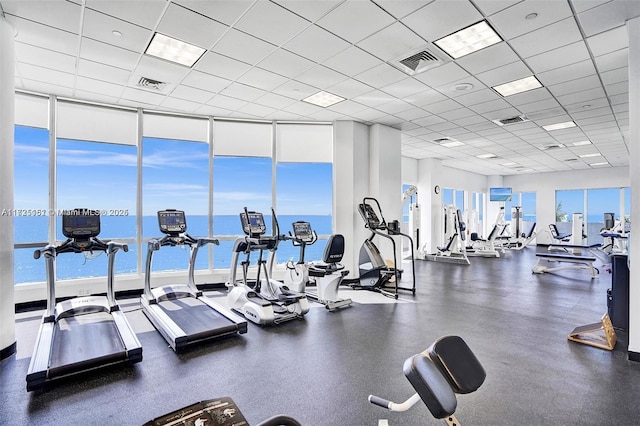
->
26 209 142 391
140 209 247 352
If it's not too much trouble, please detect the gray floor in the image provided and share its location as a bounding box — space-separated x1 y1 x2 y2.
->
2 246 640 425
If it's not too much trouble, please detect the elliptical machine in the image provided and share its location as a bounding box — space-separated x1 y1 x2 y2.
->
227 208 310 325
282 221 352 311
353 197 416 299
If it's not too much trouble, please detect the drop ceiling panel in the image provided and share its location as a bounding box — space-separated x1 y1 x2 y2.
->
235 1 309 46
489 0 572 39
356 22 427 62
170 84 215 104
351 89 397 107
18 63 75 88
79 38 141 70
274 0 343 22
237 67 290 91
295 65 348 89
456 42 520 75
182 71 231 94
322 46 382 77
195 52 252 81
536 60 596 86
8 16 80 56
576 0 640 37
131 55 191 86
587 26 629 58
475 60 533 87
284 25 351 63
525 41 591 74
174 0 255 27
547 75 602 97
158 3 229 49
402 0 482 41
82 9 152 52
75 76 124 99
373 0 433 20
271 80 318 100
3 0 81 33
161 96 202 113
15 43 77 73
77 59 132 85
206 94 247 111
327 78 375 99
509 18 583 59
257 49 315 79
380 78 430 99
85 0 167 29
354 63 407 88
414 62 471 88
212 29 278 66
220 83 268 102
317 0 395 44
254 92 297 110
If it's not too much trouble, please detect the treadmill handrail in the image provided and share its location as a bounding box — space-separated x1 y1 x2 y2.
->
187 238 220 291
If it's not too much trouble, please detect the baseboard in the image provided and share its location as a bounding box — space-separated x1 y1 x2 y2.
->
1 341 17 360
628 351 640 362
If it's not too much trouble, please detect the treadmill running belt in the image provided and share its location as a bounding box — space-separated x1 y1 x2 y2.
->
49 312 126 374
158 298 238 336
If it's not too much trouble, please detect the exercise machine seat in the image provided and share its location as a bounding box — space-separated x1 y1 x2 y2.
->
403 353 457 419
427 335 486 395
549 224 571 241
323 234 344 264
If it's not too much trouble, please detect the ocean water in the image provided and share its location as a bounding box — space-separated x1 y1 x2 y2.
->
14 215 332 284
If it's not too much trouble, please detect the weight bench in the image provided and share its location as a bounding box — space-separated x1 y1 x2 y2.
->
532 252 599 278
369 335 485 425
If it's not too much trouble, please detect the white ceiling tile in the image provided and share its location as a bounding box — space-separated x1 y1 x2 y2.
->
274 0 343 22
17 63 75 88
74 76 124 98
587 26 629 58
74 90 120 105
294 65 348 89
411 115 447 127
235 1 310 46
254 92 297 110
600 67 628 85
318 1 395 44
220 83 268 102
121 87 166 105
525 41 591 74
86 0 167 29
556 87 607 106
536 60 597 86
375 100 416 115
351 89 397 107
547 75 602 97
323 46 382 77
354 63 407 88
237 102 278 118
393 107 431 121
456 42 519 75
423 99 461 114
284 25 351 62
174 0 254 26
595 48 629 73
475 61 532 87
78 59 131 85
501 87 552 106
374 0 432 19
517 98 561 115
160 96 203 113
510 17 583 58
349 108 389 122
213 29 278 65
489 0 572 39
82 9 152 52
3 0 81 33
15 43 76 73
379 78 430 99
79 38 141 70
257 49 315 79
170 84 215 104
403 0 482 41
468 98 512 114
237 67 290 91
325 100 368 115
438 107 474 121
606 81 629 97
414 62 471 87
577 0 640 37
8 16 79 56
271 80 319 100
281 101 325 116
158 3 229 49
449 87 501 106
130 55 191 87
206 94 248 111
357 22 427 62
327 79 374 99
408 90 449 107
306 109 351 121
195 52 252 81
473 0 521 17
20 78 75 97
182 70 232 93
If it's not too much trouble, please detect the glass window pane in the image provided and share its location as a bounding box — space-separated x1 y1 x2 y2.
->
555 189 584 235
56 139 137 279
587 188 619 244
213 156 272 269
442 188 453 205
521 192 536 236
454 189 464 211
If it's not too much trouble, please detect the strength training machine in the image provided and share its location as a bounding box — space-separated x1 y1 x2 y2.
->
282 220 352 311
427 205 470 265
353 197 416 298
369 335 485 425
27 209 142 391
227 208 310 325
141 209 247 352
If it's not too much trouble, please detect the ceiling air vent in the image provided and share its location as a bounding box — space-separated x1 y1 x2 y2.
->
540 143 566 151
137 76 167 91
492 115 529 126
391 44 450 76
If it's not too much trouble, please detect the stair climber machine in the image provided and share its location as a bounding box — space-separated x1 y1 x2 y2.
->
27 209 142 391
227 208 310 325
141 209 247 352
353 197 416 299
280 221 352 311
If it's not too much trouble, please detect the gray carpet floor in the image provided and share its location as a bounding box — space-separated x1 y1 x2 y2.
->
2 246 640 425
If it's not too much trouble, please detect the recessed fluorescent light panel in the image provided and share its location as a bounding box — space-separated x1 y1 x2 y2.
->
145 33 205 67
500 162 518 166
434 21 502 59
590 162 609 166
572 140 592 146
492 76 542 97
476 153 497 159
579 153 602 158
542 121 576 131
440 140 465 148
302 91 345 107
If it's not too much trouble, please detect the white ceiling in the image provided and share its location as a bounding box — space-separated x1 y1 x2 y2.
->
2 0 638 175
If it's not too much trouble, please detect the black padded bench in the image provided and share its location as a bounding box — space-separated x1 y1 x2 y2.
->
532 252 598 278
369 335 485 425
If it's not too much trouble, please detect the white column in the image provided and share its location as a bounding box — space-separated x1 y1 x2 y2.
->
627 16 640 360
369 124 402 263
486 175 504 238
0 17 16 358
417 158 443 254
333 120 370 278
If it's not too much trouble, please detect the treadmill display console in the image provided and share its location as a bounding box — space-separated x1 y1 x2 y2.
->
158 210 187 235
62 209 101 239
240 212 266 236
292 221 313 242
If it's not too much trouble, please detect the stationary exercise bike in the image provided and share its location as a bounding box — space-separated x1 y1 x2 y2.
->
282 221 352 311
227 208 310 325
353 197 416 298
